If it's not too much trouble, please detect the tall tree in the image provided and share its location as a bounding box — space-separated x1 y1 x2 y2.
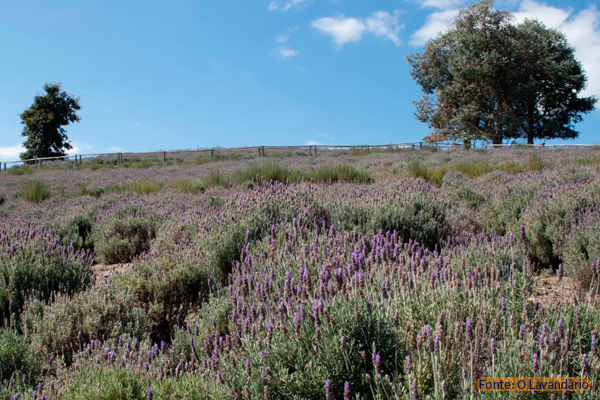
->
512 20 596 144
408 0 595 146
20 83 81 160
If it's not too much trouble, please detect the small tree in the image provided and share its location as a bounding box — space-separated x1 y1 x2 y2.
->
20 83 81 160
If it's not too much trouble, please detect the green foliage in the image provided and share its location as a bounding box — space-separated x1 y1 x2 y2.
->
19 179 51 203
129 180 161 195
59 214 95 251
368 199 448 248
174 179 205 194
521 193 594 267
407 161 447 186
408 0 595 144
452 159 493 178
562 219 600 285
76 183 105 198
202 170 229 188
94 217 156 264
6 165 35 175
63 367 146 400
0 230 91 322
0 329 38 382
23 284 147 367
20 83 81 160
308 164 372 184
482 187 534 236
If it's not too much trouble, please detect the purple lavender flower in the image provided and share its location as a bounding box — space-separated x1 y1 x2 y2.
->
533 353 539 373
581 353 590 374
344 381 351 400
340 336 347 352
147 387 153 400
412 379 419 400
325 379 332 400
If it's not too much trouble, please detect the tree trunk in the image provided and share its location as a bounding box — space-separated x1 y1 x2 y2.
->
527 106 535 145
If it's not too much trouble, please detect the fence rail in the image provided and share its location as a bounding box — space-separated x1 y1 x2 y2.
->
1 141 598 172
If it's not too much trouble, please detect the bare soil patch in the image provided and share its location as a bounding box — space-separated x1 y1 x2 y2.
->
530 274 578 307
91 263 133 288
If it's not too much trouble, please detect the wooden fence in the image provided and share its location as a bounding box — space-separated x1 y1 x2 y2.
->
1 141 598 172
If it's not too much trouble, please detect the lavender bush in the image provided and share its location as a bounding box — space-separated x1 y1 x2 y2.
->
0 147 598 399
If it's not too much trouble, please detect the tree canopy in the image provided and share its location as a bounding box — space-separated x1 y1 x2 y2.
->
407 0 596 145
20 83 81 160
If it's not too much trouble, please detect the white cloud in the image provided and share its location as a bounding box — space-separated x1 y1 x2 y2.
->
414 0 465 10
365 11 403 46
109 146 124 152
133 122 143 127
67 142 93 155
0 144 24 161
269 0 310 12
410 9 459 46
312 16 367 47
312 11 403 48
514 0 600 98
275 46 300 59
304 140 324 145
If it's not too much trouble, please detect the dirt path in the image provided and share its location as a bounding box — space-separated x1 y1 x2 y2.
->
91 263 133 288
530 274 578 307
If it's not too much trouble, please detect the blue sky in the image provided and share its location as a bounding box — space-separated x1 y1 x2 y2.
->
1 0 599 161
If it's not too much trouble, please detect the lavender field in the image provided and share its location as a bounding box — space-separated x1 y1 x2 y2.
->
1 147 599 399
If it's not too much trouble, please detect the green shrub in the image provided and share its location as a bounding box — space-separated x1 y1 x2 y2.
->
0 222 92 321
525 154 544 171
129 180 160 194
59 214 95 251
520 193 595 268
94 217 156 264
23 283 146 367
367 198 448 248
124 259 212 341
174 179 205 193
481 187 534 236
0 329 38 382
6 165 34 175
452 159 493 178
407 161 446 187
308 164 372 184
19 179 51 203
63 368 146 400
76 183 105 198
331 204 371 232
563 219 600 288
202 169 229 188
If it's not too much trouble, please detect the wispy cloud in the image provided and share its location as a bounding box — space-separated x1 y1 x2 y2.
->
274 28 300 60
410 9 459 46
133 122 143 127
412 0 466 10
312 11 403 48
275 46 300 60
269 0 311 12
0 144 24 161
304 140 324 145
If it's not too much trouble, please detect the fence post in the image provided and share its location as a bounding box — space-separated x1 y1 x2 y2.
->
163 151 166 163
210 149 214 158
262 146 265 157
420 142 422 150
79 155 82 165
314 146 317 157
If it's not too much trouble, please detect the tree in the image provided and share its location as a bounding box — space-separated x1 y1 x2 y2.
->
408 0 596 146
20 83 81 160
512 20 596 144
